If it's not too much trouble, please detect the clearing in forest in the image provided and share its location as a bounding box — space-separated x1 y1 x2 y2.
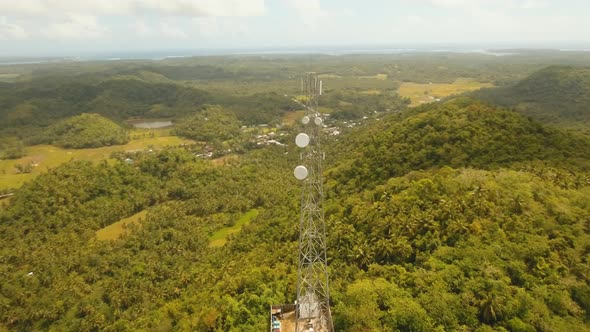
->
398 78 493 106
96 210 148 241
209 209 259 247
0 133 192 190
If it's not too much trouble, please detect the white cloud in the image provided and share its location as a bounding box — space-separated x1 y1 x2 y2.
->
193 17 221 37
518 0 549 9
412 0 551 10
0 0 267 17
0 0 266 40
191 17 251 39
387 3 587 44
0 17 28 39
285 0 325 27
160 22 188 39
43 14 109 40
140 0 266 17
0 1 46 15
132 20 151 36
286 0 322 13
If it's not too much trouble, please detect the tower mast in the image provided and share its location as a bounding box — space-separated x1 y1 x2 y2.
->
294 72 333 332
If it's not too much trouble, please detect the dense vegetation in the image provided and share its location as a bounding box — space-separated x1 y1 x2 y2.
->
0 136 25 159
329 98 590 191
322 90 410 119
30 113 129 149
2 53 590 331
2 93 590 331
0 79 212 130
473 66 590 126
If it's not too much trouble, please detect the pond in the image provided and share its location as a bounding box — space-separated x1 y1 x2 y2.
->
131 120 173 129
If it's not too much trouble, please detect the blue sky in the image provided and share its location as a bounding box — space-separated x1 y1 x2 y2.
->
0 0 589 56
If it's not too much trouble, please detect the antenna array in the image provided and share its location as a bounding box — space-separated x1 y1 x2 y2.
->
293 72 334 332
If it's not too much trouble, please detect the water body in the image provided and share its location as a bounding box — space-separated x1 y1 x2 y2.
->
3 43 590 65
132 121 173 129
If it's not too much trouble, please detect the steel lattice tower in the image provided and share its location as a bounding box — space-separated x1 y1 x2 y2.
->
294 72 334 332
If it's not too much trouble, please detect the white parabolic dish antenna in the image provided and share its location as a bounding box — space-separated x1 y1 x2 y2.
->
295 133 310 148
302 116 310 125
294 165 308 180
314 117 323 126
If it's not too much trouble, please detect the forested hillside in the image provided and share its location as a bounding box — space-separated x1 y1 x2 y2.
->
473 66 590 126
33 113 129 148
0 75 299 135
1 95 589 331
0 78 211 129
329 98 590 191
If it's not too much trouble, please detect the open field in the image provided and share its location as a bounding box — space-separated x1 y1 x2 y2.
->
398 78 494 106
0 73 20 82
359 73 388 80
96 210 148 241
209 209 259 248
0 133 192 190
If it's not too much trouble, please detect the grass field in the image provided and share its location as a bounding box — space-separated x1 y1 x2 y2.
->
398 78 494 106
0 73 20 79
0 132 192 190
359 73 388 80
96 210 148 241
209 209 259 248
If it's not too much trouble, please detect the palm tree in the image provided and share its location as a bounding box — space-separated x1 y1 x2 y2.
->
478 291 502 324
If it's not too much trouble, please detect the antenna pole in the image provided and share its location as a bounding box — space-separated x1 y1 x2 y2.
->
294 72 334 332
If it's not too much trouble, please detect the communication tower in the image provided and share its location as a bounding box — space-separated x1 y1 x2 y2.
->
293 72 334 332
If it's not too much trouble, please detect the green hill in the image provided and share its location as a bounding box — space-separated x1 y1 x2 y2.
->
0 79 212 129
0 76 298 140
473 66 590 126
329 98 590 191
174 105 242 142
1 98 590 331
42 113 129 148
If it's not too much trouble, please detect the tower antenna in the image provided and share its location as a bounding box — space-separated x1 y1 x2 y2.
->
293 72 333 332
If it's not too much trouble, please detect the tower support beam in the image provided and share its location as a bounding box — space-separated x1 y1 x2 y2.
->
295 72 334 332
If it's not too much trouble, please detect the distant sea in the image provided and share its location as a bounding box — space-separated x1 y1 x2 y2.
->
2 44 590 66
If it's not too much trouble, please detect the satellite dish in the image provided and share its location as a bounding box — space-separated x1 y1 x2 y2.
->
302 116 310 125
314 117 323 126
295 133 310 148
294 165 308 180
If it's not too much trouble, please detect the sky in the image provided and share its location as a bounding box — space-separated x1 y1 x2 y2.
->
0 0 589 56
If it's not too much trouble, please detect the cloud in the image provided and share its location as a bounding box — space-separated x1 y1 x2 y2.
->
285 0 326 26
191 17 251 40
141 0 266 17
43 14 109 40
132 20 151 36
387 2 585 44
0 0 267 18
192 17 221 37
0 17 28 40
286 0 322 13
411 0 552 10
518 0 549 9
159 22 188 39
0 1 46 15
0 0 267 40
